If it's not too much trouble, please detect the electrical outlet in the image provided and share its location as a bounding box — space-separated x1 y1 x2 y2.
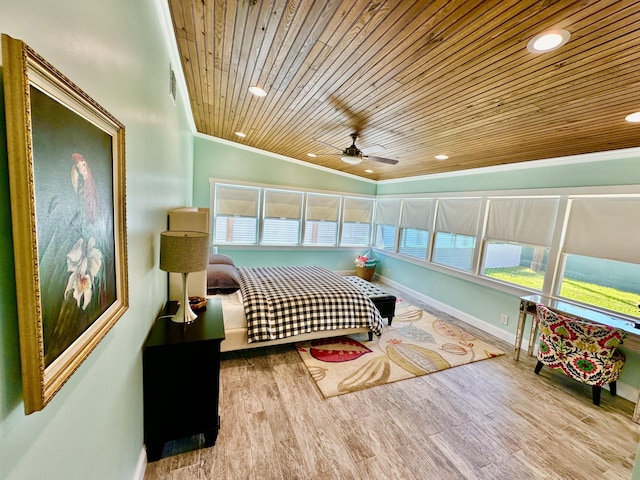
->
500 313 509 325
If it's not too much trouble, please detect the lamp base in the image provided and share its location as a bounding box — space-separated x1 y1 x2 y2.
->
171 301 198 324
172 272 198 324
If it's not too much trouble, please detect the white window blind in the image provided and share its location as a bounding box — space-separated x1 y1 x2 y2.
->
400 198 434 230
486 197 559 246
262 189 302 245
343 197 374 223
304 193 340 246
375 198 401 226
306 193 341 221
215 184 260 217
435 198 482 236
214 184 260 244
263 189 303 219
563 197 640 264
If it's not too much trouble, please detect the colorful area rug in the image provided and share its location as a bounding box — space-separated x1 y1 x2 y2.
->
296 299 504 398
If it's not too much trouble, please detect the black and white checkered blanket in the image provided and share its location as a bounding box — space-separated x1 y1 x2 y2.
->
237 266 384 343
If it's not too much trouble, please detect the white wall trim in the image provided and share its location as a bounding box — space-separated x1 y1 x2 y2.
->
208 177 376 198
375 274 639 404
198 131 640 187
377 275 516 344
153 0 196 133
377 147 640 184
132 446 147 480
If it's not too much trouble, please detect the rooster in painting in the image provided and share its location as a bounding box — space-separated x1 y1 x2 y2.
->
71 153 99 223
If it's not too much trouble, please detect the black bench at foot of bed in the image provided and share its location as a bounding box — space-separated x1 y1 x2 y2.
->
344 276 396 326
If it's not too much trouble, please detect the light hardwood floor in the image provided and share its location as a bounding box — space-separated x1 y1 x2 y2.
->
144 286 640 480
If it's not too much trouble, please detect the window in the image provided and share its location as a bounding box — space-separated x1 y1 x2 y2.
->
341 196 374 246
559 255 640 319
483 242 549 290
399 229 429 259
481 197 559 290
213 184 260 244
303 193 341 246
262 189 303 245
398 198 433 259
558 197 640 318
374 198 401 251
432 198 481 271
211 180 640 320
211 180 374 248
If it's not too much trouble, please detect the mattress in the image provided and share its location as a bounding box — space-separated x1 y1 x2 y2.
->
216 290 246 330
211 266 383 352
237 266 383 342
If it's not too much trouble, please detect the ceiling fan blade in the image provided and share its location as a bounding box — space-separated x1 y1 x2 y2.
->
361 144 385 155
364 155 398 165
315 139 343 152
327 95 369 133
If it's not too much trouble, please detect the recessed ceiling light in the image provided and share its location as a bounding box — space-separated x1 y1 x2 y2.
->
307 153 317 157
235 131 246 138
248 86 267 97
364 169 374 173
527 29 570 53
435 154 449 160
625 112 640 123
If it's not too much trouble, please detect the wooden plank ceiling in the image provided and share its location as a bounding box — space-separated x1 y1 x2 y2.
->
168 0 640 181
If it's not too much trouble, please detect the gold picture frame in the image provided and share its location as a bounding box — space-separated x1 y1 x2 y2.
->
2 34 129 413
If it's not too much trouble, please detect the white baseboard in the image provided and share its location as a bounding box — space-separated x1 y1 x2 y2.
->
376 275 516 344
133 446 147 480
376 275 639 405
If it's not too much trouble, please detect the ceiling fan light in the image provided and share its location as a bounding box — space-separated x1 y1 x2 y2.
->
341 155 362 165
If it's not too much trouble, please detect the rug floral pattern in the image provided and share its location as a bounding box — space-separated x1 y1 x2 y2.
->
296 299 504 397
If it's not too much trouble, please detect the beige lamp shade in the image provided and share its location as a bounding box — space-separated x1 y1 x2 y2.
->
160 231 209 273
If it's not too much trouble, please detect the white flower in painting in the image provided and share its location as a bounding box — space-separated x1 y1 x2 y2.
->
65 237 103 310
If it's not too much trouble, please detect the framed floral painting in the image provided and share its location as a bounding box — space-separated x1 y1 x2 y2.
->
2 34 129 413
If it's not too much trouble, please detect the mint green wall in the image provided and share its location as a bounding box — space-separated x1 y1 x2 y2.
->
376 153 640 194
216 247 364 271
376 254 519 328
0 1 193 479
193 135 377 207
193 135 377 267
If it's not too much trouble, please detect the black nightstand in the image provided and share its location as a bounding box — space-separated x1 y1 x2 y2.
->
143 298 225 461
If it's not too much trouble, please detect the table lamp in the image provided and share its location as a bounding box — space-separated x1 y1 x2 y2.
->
159 230 209 323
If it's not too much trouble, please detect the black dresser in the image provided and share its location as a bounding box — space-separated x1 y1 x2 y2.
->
143 298 225 461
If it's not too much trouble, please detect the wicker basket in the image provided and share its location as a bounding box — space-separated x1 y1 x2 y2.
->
355 266 375 281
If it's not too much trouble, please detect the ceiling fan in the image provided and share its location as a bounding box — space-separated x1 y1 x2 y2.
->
318 133 399 165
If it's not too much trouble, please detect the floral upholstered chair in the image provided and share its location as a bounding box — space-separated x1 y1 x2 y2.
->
534 303 626 406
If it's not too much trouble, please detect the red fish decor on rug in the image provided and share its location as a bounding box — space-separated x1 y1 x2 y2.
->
308 337 372 363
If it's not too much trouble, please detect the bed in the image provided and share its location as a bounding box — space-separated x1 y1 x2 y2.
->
206 256 384 353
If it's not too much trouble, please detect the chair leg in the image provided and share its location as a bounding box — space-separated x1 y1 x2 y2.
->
592 385 601 406
609 381 617 397
534 361 543 374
